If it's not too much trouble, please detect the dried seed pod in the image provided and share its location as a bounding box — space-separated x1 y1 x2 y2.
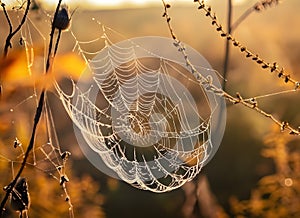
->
285 75 290 83
281 121 289 131
10 178 30 213
295 82 300 90
53 7 70 30
13 138 21 148
60 175 69 185
61 151 71 160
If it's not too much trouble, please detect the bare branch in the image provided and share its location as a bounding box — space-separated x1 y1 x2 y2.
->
2 0 31 57
1 0 31 98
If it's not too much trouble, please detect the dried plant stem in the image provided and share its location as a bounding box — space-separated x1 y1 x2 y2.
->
232 0 280 31
54 30 62 57
231 7 254 31
223 0 233 90
0 0 63 216
193 0 299 90
2 0 31 57
161 0 300 135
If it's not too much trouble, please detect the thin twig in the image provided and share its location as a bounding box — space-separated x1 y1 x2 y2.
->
1 0 31 98
2 0 31 57
232 0 280 31
1 4 13 41
231 7 254 31
222 0 232 90
161 1 300 136
0 0 63 216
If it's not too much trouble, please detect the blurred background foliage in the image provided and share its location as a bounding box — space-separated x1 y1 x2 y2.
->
0 0 300 217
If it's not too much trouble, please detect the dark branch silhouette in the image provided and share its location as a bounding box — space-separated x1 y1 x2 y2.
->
0 0 63 216
222 0 232 90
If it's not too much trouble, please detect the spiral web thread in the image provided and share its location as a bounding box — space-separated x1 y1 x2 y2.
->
54 19 221 193
49 0 298 195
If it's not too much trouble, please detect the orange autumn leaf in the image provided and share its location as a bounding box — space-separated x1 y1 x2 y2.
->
0 50 87 92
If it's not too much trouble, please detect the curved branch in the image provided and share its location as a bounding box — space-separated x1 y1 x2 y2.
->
3 0 31 57
1 0 31 98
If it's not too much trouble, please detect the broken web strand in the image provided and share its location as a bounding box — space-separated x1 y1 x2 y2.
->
0 2 74 216
243 89 299 101
54 17 219 192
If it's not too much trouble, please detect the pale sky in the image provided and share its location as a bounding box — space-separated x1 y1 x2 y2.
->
42 0 194 8
4 0 249 9
35 0 248 9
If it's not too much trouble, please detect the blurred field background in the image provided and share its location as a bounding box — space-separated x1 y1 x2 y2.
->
1 0 300 217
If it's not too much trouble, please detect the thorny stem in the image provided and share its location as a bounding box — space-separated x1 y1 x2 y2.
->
161 1 300 136
0 0 63 216
222 0 232 90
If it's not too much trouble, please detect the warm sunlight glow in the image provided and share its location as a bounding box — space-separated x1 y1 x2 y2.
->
75 0 188 8
4 0 249 9
87 0 154 6
38 0 185 9
233 0 248 5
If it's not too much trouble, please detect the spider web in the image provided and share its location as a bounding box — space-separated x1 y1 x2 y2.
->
54 17 228 192
52 10 300 192
1 0 299 213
